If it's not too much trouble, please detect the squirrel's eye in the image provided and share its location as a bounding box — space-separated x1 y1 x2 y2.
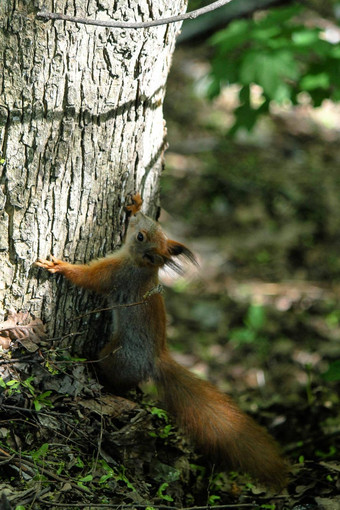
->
137 232 144 242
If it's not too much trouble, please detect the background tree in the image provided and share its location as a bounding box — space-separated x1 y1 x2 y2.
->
0 0 187 354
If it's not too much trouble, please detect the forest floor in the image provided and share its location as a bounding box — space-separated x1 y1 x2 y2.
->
0 46 339 510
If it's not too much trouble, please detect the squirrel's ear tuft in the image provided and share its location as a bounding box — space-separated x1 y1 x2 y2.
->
167 240 197 265
143 252 164 267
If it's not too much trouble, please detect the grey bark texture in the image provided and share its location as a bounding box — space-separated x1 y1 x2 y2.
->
0 0 187 354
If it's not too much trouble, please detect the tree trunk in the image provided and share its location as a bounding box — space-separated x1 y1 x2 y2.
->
0 0 187 355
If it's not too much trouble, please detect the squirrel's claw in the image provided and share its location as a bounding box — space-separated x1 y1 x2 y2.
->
126 192 143 215
35 256 62 273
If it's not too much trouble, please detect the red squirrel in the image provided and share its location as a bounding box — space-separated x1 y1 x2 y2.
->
36 193 288 489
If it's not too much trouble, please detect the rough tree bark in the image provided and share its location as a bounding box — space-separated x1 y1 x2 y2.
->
0 0 187 354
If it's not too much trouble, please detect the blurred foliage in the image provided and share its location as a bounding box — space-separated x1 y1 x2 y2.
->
160 5 340 504
230 304 270 357
162 137 340 281
207 3 340 133
322 360 340 381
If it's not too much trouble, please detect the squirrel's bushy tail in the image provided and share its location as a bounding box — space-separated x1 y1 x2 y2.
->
156 353 288 489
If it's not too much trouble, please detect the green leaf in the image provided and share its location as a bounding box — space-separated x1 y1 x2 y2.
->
208 494 221 505
231 102 259 133
209 58 239 98
115 465 136 491
210 19 250 52
301 73 329 90
230 327 256 345
159 424 173 438
256 4 302 26
308 88 329 107
246 304 266 331
239 51 257 85
274 83 293 103
157 483 174 502
31 443 49 461
76 456 84 468
150 406 169 421
206 78 221 100
33 400 42 412
40 390 52 399
315 446 337 458
7 380 20 388
57 463 65 475
252 26 281 42
77 482 91 492
79 474 93 482
207 1 340 133
322 360 340 382
99 460 115 483
241 50 298 99
239 84 250 103
292 29 321 47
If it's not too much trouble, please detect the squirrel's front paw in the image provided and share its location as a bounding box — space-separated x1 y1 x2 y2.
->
35 256 64 274
126 192 143 215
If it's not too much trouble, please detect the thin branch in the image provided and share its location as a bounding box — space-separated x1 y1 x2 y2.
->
37 0 233 30
71 283 164 322
71 300 147 322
